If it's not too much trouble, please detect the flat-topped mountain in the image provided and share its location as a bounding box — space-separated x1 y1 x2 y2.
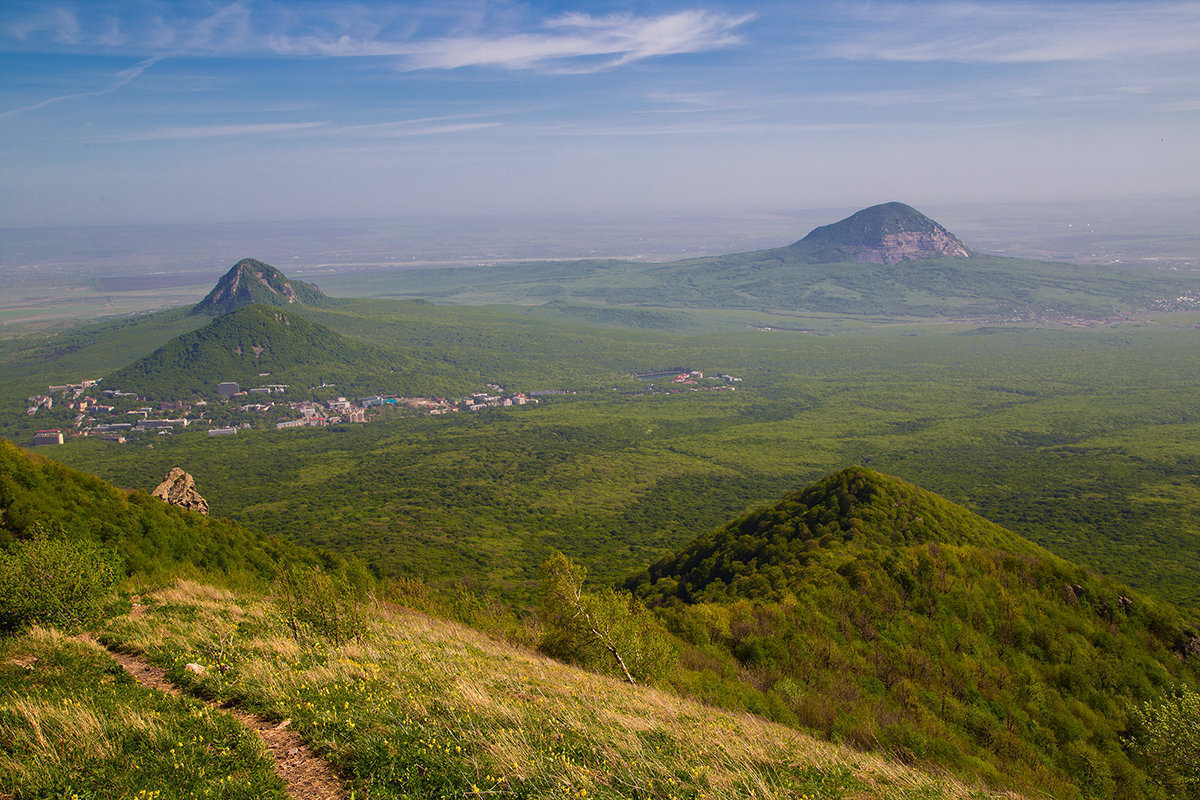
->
795 201 972 264
192 258 328 317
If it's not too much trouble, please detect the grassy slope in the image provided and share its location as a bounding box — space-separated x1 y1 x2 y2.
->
0 626 286 799
109 304 394 399
82 579 1010 800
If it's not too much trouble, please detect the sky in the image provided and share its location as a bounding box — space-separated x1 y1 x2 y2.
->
2 0 1199 227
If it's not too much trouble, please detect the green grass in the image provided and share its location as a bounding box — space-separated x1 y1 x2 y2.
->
0 625 285 799
95 579 1013 800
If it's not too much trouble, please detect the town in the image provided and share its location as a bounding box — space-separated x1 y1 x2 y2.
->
26 378 544 445
25 368 744 447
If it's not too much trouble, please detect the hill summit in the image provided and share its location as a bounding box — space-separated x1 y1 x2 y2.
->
795 202 971 264
633 466 1200 797
192 258 328 317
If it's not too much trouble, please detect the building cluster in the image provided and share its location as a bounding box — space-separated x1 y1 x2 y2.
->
27 378 100 416
668 370 743 385
25 375 544 446
625 368 743 398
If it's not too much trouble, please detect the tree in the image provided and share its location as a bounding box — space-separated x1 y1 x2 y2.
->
1130 686 1200 797
538 551 675 684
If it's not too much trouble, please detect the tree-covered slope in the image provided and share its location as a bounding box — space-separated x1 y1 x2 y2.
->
108 304 394 398
631 467 1200 799
0 438 322 578
192 258 330 317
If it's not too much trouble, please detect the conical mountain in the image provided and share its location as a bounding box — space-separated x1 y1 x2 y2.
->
192 258 329 317
110 304 386 398
632 467 1200 798
794 202 971 264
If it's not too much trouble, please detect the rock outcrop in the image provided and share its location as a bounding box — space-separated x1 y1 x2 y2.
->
151 468 209 515
852 228 971 264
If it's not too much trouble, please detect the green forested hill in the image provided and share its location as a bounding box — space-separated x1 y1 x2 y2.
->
0 438 323 578
108 304 394 398
632 467 1200 799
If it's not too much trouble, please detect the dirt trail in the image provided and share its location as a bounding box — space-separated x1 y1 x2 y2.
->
96 631 343 800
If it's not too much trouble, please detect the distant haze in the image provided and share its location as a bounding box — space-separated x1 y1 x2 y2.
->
3 199 1198 289
2 2 1199 228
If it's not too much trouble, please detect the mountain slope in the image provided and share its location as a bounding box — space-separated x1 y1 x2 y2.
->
632 467 1200 799
108 304 390 398
0 438 321 577
77 578 1012 800
192 258 329 317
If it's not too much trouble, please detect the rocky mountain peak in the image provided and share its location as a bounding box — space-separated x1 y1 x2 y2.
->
151 468 209 515
191 258 327 317
797 202 971 264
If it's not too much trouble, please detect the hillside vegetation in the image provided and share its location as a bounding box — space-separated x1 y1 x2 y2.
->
0 446 1016 800
632 468 1200 799
0 438 325 580
92 580 1012 800
109 304 394 399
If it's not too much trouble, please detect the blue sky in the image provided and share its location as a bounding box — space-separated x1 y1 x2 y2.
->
2 1 1198 226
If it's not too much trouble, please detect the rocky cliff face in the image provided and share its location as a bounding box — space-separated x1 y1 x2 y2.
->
151 468 209 515
854 229 971 265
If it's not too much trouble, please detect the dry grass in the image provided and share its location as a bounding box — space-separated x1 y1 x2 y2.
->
102 581 1022 800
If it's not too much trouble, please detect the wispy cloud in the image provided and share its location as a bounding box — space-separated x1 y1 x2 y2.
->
111 117 502 142
269 10 752 72
335 116 503 137
0 55 165 118
120 121 328 141
830 2 1200 63
3 5 751 72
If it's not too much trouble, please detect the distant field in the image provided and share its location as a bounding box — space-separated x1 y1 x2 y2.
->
0 282 214 332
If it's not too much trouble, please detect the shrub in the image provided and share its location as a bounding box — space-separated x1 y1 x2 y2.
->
274 563 368 646
0 524 121 634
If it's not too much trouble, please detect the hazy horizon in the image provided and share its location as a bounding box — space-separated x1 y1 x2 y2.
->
3 1 1199 229
3 198 1198 293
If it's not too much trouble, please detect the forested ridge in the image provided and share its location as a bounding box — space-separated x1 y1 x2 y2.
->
632 467 1200 798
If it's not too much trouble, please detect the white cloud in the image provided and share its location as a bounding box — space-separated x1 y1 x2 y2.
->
830 2 1200 63
3 5 750 72
266 10 752 72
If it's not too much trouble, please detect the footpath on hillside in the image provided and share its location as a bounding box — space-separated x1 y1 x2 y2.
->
82 603 343 800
